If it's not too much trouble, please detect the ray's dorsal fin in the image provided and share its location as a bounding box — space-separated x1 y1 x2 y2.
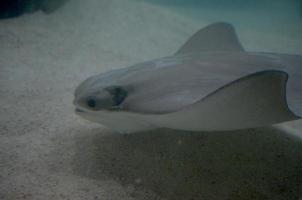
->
155 70 299 131
175 22 245 55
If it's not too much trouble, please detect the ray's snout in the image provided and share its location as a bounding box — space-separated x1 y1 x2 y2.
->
73 75 100 112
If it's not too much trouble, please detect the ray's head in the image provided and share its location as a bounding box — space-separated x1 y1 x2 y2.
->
74 76 128 113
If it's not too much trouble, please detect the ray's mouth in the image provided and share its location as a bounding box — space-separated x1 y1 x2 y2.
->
75 108 85 113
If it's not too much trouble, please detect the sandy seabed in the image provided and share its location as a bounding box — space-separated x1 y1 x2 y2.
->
1 0 302 199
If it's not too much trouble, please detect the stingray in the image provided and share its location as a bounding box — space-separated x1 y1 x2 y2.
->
74 22 302 133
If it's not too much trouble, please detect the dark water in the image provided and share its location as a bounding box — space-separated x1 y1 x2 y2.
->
140 0 301 12
0 0 69 18
137 0 302 55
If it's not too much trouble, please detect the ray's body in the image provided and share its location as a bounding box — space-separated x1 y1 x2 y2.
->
74 22 302 133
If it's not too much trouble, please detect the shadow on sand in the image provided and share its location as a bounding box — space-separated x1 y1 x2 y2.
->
72 127 302 200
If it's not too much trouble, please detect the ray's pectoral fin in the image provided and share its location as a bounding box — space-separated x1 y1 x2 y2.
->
175 22 245 55
157 70 299 131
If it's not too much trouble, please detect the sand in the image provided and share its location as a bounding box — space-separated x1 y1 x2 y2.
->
0 0 302 199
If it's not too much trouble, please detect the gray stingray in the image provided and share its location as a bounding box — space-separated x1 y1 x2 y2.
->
74 22 302 133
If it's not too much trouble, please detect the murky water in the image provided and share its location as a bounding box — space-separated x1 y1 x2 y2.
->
0 0 302 199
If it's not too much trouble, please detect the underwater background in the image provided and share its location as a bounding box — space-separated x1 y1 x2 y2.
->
0 0 302 199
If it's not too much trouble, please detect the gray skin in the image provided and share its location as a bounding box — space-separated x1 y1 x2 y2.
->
74 22 302 133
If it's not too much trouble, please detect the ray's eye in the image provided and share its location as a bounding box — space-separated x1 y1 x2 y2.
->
87 98 96 108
